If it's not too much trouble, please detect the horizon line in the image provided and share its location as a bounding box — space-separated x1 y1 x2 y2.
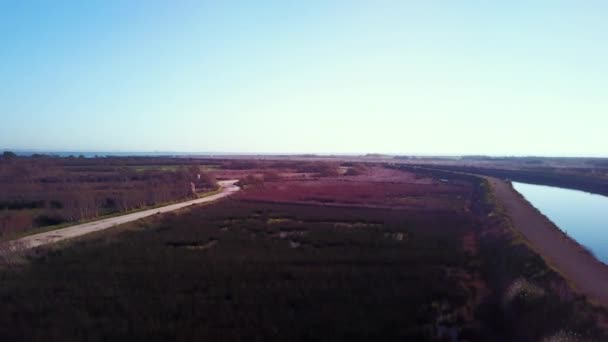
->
3 149 608 159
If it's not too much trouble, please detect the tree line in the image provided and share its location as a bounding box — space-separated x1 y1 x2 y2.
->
0 156 216 237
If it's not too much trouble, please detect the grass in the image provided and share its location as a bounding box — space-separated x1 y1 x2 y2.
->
0 201 482 341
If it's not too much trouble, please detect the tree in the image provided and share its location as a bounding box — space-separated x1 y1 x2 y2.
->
2 151 17 160
200 172 217 188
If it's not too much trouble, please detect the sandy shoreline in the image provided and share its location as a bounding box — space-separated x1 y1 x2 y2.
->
487 177 608 307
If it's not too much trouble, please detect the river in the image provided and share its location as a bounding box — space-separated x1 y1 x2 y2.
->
512 182 608 265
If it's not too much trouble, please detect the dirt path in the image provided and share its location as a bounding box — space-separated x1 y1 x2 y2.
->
487 177 608 307
6 180 240 250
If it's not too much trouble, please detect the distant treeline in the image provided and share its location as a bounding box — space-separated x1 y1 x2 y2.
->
0 156 216 237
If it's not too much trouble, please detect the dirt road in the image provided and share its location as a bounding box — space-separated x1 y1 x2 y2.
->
8 180 240 250
487 177 608 307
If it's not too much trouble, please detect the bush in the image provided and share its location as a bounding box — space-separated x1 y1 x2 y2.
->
238 174 264 187
262 171 282 182
345 164 367 176
0 212 32 236
34 213 67 227
297 162 340 176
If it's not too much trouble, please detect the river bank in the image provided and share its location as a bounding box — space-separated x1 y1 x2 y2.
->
486 177 608 307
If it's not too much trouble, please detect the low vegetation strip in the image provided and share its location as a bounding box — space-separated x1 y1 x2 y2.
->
3 180 239 249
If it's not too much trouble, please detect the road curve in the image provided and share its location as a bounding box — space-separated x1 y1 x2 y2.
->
8 180 240 250
486 177 608 307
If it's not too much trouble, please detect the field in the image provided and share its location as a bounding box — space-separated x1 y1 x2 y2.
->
1 159 607 341
205 155 608 196
239 178 468 210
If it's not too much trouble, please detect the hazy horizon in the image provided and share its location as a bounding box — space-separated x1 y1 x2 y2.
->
3 148 607 159
2 1 607 156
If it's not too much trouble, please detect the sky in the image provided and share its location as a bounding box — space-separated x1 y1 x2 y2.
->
1 1 607 156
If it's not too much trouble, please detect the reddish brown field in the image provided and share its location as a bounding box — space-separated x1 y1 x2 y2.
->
325 166 436 183
239 168 472 211
212 169 267 180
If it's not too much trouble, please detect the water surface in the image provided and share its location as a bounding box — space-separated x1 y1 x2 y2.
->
512 182 608 264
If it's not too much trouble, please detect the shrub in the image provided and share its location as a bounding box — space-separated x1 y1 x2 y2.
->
262 171 282 182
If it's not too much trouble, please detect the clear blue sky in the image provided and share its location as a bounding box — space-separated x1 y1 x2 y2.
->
1 1 606 156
